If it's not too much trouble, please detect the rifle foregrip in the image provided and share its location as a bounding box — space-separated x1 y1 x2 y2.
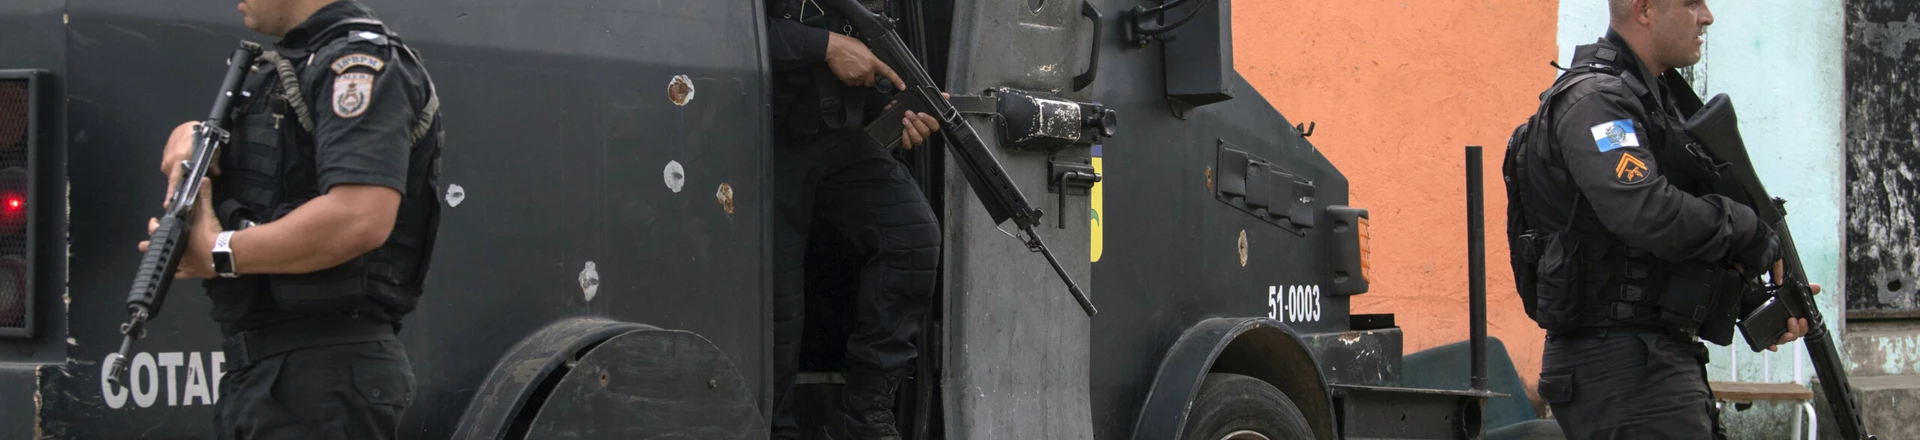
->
936 109 1029 225
127 217 185 312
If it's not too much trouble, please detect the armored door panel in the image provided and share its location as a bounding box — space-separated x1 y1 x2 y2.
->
39 0 770 437
943 0 1098 439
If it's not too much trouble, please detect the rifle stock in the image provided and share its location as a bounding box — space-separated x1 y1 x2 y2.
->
105 42 262 389
1684 93 1874 440
816 0 1095 316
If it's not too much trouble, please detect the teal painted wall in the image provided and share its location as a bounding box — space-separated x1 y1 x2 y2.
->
1557 1 1847 437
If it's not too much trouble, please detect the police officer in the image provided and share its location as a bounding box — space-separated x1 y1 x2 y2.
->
764 0 944 439
1513 1 1816 438
140 0 442 438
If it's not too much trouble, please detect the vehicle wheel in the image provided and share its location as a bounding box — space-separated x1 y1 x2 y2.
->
1181 373 1315 440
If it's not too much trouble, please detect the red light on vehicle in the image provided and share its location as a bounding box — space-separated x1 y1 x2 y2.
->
0 168 22 237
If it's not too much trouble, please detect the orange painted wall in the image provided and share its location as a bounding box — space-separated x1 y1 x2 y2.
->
1233 1 1558 392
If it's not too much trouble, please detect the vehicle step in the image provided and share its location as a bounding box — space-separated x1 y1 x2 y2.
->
1331 384 1500 440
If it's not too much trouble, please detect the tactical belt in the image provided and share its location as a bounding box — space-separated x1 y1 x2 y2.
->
1549 324 1693 341
222 314 395 368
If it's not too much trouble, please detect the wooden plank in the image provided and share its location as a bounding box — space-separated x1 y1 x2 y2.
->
1708 381 1814 402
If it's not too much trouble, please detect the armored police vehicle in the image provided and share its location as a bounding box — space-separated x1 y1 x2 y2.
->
0 0 1519 438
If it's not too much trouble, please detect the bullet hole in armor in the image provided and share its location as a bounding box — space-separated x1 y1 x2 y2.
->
668 75 695 106
1238 230 1249 267
1889 279 1903 292
444 184 466 207
1029 0 1044 12
716 183 736 215
579 262 600 302
664 161 686 193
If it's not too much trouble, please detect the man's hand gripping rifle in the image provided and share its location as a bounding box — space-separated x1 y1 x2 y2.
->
816 0 1096 316
105 42 262 389
1684 94 1874 440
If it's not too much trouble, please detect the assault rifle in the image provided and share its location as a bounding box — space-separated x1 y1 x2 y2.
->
1684 93 1874 440
105 42 263 389
817 0 1097 316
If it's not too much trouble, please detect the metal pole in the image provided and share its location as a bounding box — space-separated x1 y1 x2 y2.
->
1467 145 1487 391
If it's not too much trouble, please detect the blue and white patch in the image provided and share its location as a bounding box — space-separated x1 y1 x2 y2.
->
1589 119 1640 152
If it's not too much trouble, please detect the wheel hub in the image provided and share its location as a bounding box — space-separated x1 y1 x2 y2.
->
1221 430 1271 440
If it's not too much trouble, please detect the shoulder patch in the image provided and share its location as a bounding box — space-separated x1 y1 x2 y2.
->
1615 152 1650 184
1590 119 1640 152
329 53 386 74
332 72 375 118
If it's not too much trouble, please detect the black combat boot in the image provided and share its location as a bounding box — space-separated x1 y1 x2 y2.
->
821 367 908 440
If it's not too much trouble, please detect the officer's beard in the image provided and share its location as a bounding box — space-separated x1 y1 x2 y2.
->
1655 21 1708 70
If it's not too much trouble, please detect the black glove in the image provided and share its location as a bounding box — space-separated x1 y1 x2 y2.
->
1734 220 1779 280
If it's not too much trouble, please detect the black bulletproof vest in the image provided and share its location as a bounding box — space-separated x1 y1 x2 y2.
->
1516 41 1748 344
768 0 894 136
206 18 443 330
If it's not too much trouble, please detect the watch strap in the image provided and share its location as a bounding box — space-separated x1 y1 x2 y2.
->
213 230 238 278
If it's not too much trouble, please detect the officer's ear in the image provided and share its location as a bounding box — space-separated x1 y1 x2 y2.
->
1632 0 1665 26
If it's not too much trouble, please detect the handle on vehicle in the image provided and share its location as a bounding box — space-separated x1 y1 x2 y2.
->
1073 0 1102 91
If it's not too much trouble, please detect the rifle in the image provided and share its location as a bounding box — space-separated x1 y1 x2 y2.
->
815 0 1097 316
105 42 263 389
1684 93 1874 440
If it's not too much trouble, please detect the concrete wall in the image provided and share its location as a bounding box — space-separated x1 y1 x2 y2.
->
1234 1 1849 436
1233 0 1558 399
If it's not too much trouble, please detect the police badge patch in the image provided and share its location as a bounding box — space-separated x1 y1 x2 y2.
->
332 72 374 118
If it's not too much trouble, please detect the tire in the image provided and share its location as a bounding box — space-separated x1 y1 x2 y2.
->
1180 373 1315 440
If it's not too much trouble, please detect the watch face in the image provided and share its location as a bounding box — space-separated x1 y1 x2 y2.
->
213 251 236 277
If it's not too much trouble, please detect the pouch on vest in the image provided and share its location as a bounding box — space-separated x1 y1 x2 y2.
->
1657 262 1737 342
1534 232 1589 332
205 278 261 322
268 257 368 313
1696 266 1751 346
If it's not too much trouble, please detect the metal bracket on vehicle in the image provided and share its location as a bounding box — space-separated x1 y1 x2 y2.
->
947 94 999 116
1049 159 1101 229
949 88 1118 153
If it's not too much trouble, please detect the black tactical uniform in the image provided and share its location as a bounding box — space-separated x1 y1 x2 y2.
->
205 1 442 438
1511 30 1778 439
765 0 941 439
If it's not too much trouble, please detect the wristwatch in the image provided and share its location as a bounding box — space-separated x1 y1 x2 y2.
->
211 230 238 278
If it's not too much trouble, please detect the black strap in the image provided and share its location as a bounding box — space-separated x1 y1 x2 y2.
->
1549 324 1686 340
813 64 847 130
1660 68 1705 118
223 315 395 368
